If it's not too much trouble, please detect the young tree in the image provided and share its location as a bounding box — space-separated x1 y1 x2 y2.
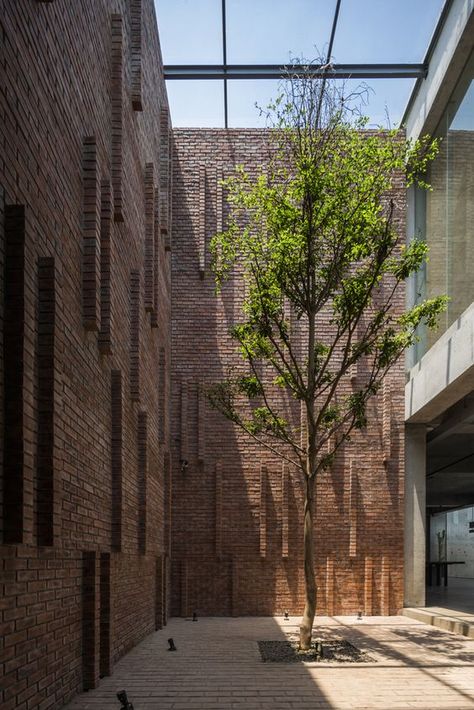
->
209 68 446 650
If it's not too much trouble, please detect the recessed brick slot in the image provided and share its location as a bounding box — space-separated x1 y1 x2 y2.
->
180 381 188 465
99 552 111 678
137 411 148 553
111 14 124 222
155 555 164 629
130 0 143 111
3 205 26 543
144 163 155 312
197 382 206 463
99 179 112 354
111 370 123 552
130 270 140 401
82 136 100 331
82 550 99 690
36 256 56 546
348 461 358 558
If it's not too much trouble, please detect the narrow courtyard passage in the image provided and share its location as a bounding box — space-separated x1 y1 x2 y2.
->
65 616 474 709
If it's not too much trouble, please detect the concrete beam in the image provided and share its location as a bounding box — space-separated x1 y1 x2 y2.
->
405 302 474 424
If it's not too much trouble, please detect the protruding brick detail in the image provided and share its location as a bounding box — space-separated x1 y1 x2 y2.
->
326 558 335 615
215 460 223 558
197 383 206 463
155 556 166 630
259 465 267 558
159 108 171 249
158 348 166 443
137 411 148 554
111 370 123 552
281 464 289 559
151 187 160 326
129 270 140 401
299 400 306 450
180 381 189 464
36 256 57 546
348 460 357 558
3 205 26 544
99 179 112 354
180 559 188 617
164 452 171 555
364 557 374 615
382 380 391 463
99 552 112 678
231 557 239 617
82 551 100 690
111 14 124 222
381 556 390 615
130 0 143 110
216 169 223 234
144 163 155 311
198 166 206 278
82 136 100 331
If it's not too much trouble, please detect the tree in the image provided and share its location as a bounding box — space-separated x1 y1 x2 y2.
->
208 67 446 650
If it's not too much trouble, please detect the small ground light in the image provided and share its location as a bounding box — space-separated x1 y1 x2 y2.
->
357 611 363 621
315 639 324 658
168 638 177 651
284 610 289 620
192 611 198 621
117 690 134 709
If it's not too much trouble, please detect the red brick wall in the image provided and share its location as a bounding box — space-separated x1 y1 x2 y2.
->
0 1 172 708
170 129 406 619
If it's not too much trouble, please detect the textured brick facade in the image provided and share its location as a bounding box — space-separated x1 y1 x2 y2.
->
170 129 406 619
0 1 171 708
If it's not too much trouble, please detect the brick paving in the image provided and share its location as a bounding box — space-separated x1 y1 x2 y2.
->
65 616 474 709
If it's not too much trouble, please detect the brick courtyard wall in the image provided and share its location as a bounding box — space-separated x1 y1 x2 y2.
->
0 1 172 708
171 129 406 619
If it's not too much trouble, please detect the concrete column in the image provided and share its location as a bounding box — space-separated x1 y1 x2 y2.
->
404 424 427 607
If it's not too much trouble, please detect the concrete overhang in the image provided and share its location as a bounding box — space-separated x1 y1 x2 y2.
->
403 0 474 140
406 302 474 423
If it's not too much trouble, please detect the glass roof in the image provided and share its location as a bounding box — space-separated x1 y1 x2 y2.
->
154 0 447 128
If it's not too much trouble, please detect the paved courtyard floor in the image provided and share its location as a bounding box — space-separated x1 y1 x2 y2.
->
65 615 474 709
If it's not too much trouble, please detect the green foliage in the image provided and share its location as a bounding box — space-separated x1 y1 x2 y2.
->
209 69 446 478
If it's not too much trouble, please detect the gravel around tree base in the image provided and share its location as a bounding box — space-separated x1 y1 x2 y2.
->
258 637 374 663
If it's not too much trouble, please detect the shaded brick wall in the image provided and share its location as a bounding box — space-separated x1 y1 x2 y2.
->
0 1 172 708
171 129 406 619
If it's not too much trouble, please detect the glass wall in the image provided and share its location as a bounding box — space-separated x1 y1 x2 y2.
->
409 52 474 366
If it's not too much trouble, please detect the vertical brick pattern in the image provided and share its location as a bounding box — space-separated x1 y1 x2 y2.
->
171 129 405 617
159 108 171 248
348 460 357 559
111 370 123 552
158 347 166 443
198 166 206 278
364 556 374 615
130 0 143 111
326 557 335 616
281 464 289 559
82 551 100 690
36 256 57 546
197 383 206 463
82 136 100 331
382 379 391 463
99 179 112 354
0 1 171 705
137 411 147 554
3 205 26 544
129 270 140 402
151 186 160 326
100 552 112 678
180 381 188 464
215 460 223 559
111 14 124 222
144 163 155 311
259 465 267 559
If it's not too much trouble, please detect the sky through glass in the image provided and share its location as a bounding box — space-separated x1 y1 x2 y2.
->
155 0 446 127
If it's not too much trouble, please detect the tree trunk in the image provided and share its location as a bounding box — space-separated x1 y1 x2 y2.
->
299 475 316 650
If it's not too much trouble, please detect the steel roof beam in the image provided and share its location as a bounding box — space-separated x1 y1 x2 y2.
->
164 64 427 80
